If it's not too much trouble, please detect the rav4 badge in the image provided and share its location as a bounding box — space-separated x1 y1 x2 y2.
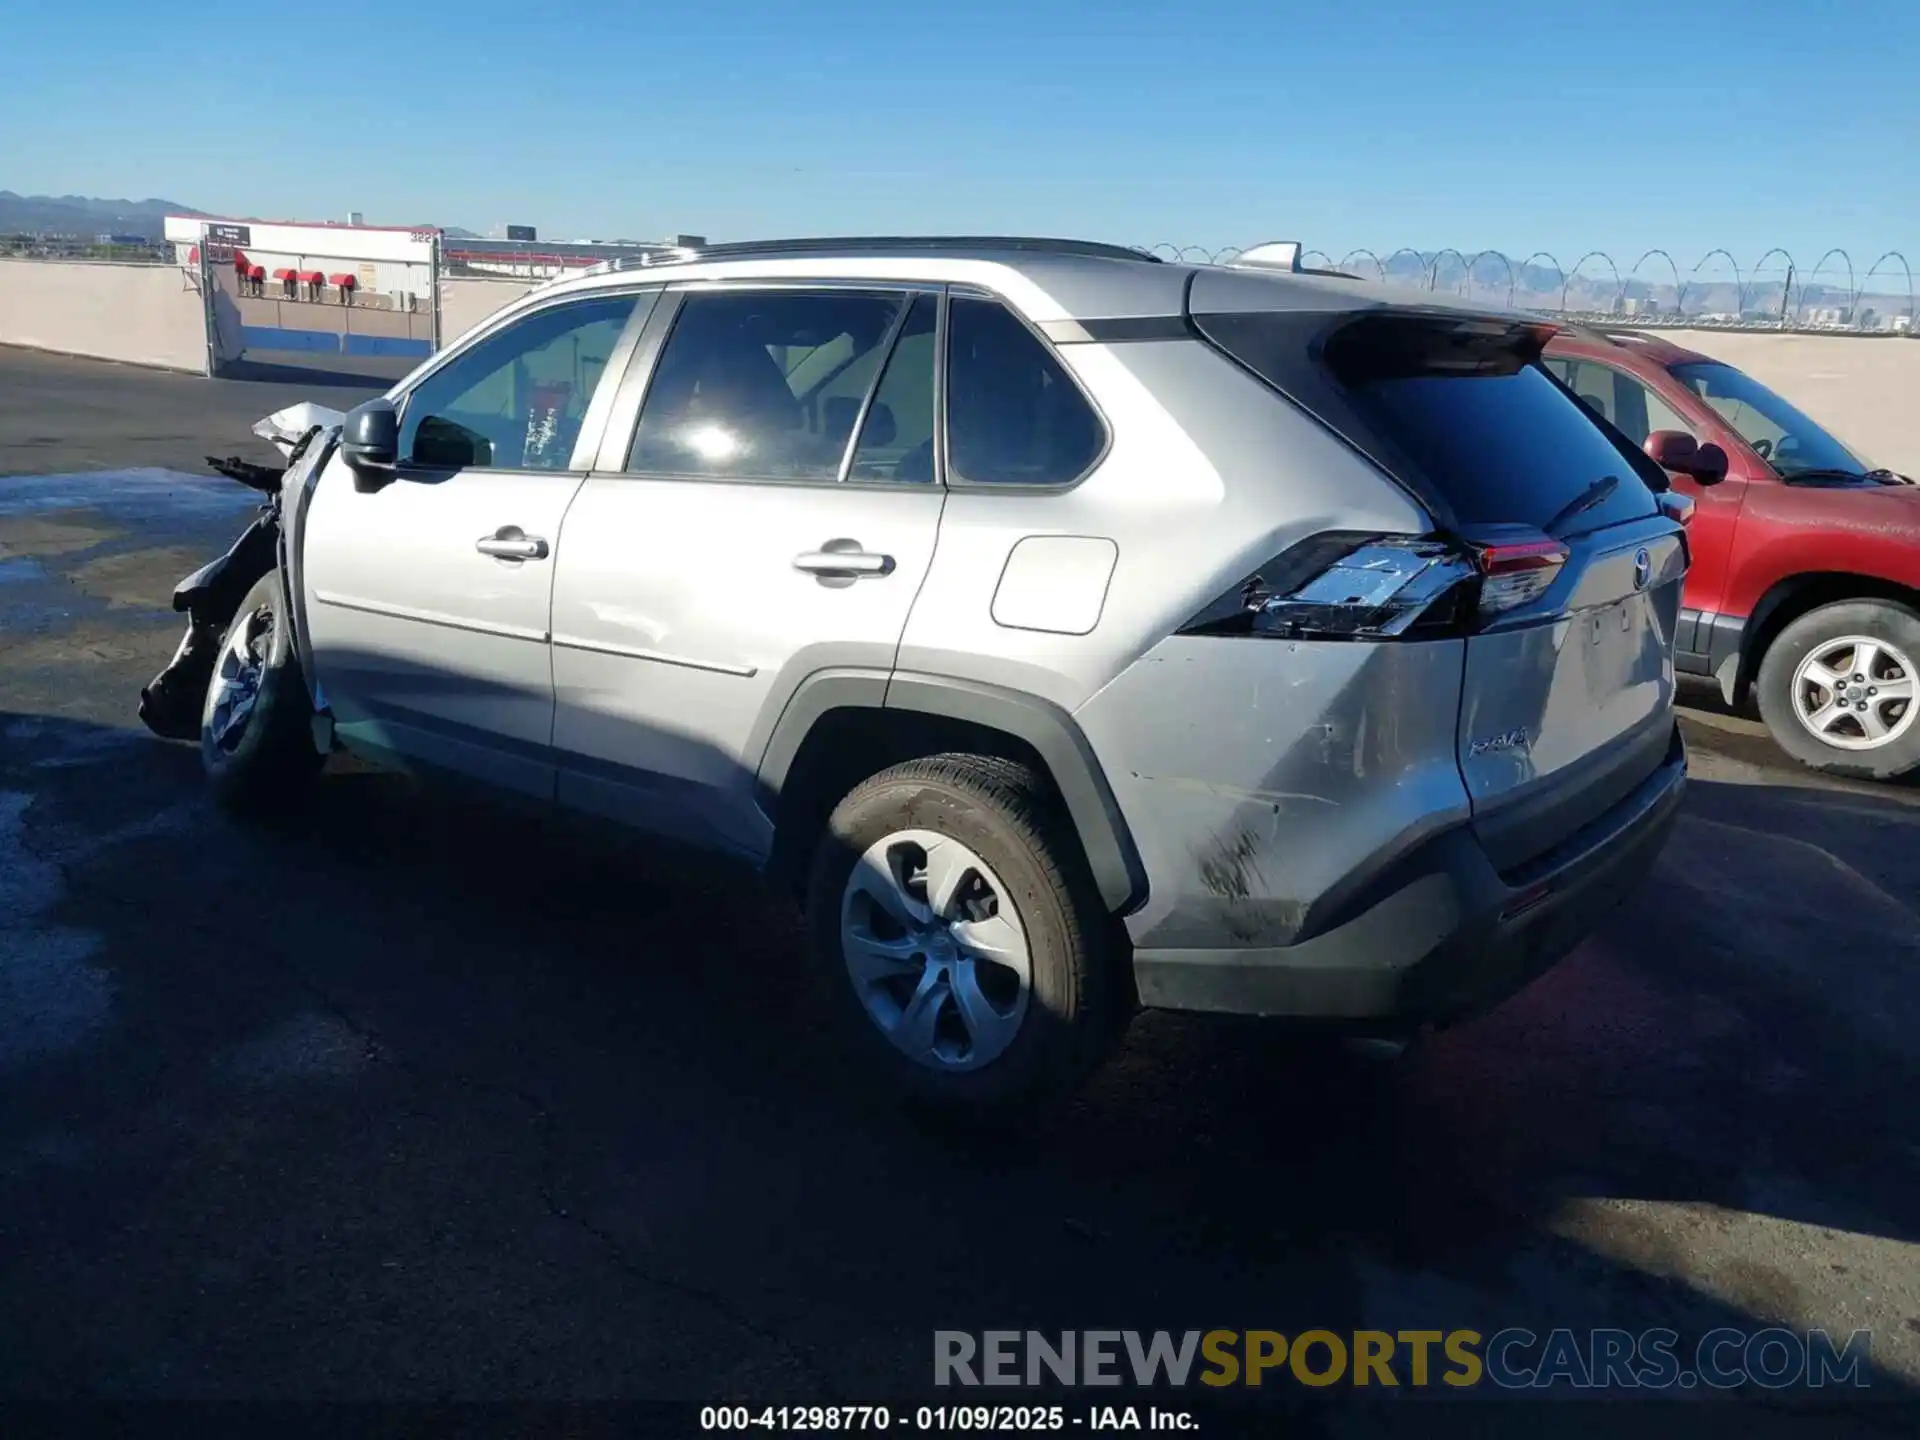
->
1468 728 1531 758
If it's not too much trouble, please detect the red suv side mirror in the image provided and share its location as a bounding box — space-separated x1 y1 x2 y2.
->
1645 430 1728 486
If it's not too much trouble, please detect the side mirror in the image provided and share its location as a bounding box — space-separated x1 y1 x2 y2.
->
1691 441 1730 486
342 399 400 492
1644 430 1728 487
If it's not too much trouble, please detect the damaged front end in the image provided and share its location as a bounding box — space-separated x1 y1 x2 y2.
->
137 404 342 741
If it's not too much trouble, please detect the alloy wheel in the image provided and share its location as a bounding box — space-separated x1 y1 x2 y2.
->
205 605 273 753
1790 634 1916 751
839 829 1033 1073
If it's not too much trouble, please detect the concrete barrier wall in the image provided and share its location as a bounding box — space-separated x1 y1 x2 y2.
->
0 259 207 372
1662 330 1920 477
439 276 535 348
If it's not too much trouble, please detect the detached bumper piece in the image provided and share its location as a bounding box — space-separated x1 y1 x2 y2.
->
1131 726 1686 1024
137 508 281 742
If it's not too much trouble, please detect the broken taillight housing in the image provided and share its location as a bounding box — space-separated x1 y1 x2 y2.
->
1180 530 1568 641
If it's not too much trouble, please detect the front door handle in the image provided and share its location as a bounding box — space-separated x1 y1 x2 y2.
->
793 545 894 578
476 528 549 561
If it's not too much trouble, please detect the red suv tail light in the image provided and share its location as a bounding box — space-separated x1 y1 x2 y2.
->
1179 530 1569 642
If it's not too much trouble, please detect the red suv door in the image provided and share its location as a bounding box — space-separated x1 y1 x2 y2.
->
1543 346 1750 676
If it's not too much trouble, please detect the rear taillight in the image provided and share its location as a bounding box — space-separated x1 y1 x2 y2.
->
1180 530 1568 642
1472 533 1570 616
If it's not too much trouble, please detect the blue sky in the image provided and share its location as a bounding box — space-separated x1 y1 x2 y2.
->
3 0 1915 267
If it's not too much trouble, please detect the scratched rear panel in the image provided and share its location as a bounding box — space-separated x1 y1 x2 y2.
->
1074 633 1470 952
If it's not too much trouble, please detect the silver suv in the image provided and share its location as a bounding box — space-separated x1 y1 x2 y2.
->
198 237 1690 1116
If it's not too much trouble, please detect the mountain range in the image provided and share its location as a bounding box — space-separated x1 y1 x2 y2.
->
0 192 202 240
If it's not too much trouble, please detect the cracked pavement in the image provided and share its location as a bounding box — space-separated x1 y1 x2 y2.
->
3 347 1918 1431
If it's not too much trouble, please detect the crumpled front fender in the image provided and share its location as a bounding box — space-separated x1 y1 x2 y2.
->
254 402 345 456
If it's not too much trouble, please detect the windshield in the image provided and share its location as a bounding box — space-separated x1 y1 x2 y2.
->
1670 361 1868 478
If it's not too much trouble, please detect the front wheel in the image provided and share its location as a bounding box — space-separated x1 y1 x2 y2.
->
1754 599 1920 781
200 570 324 810
804 754 1126 1120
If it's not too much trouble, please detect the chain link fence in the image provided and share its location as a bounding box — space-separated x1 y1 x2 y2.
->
1141 243 1916 334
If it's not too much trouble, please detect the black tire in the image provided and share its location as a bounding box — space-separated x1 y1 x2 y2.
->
1754 598 1920 781
199 570 324 810
804 754 1126 1120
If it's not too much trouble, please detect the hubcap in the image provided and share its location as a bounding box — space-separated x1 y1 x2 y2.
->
839 829 1032 1073
204 605 274 753
1790 634 1915 751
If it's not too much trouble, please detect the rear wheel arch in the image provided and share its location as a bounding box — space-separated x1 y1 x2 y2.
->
1732 571 1920 703
757 671 1146 917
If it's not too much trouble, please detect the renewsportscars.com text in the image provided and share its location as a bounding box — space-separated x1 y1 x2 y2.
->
934 1328 1872 1391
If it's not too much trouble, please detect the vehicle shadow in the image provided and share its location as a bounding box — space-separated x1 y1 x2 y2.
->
2 708 1916 1412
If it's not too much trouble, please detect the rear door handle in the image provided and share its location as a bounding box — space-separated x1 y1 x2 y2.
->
793 547 894 578
476 529 549 561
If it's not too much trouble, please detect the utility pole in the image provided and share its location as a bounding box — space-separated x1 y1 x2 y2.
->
1780 262 1794 324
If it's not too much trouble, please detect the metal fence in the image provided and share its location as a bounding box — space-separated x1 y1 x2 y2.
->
1143 243 1917 334
445 235 1918 336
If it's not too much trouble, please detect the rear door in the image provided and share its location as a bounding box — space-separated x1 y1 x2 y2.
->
1189 298 1686 872
1335 326 1686 868
547 283 945 860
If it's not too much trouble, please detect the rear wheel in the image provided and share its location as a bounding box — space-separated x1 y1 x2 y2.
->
1755 599 1920 781
804 754 1125 1120
200 571 324 810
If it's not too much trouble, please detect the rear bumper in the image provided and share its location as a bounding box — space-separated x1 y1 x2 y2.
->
1130 725 1685 1023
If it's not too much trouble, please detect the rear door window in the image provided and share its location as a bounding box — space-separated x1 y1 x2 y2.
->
627 288 912 482
1550 358 1694 447
848 294 937 483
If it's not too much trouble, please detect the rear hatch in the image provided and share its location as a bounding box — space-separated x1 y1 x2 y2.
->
1191 290 1686 874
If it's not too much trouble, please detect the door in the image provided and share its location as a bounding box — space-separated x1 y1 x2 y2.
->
301 290 649 795
549 285 945 858
1546 354 1746 652
1351 336 1683 866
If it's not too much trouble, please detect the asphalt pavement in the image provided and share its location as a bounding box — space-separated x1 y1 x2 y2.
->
2 346 1917 1432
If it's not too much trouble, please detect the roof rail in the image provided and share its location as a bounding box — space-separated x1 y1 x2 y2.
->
626 236 1160 265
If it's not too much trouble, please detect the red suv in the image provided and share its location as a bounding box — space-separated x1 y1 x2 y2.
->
1544 329 1920 780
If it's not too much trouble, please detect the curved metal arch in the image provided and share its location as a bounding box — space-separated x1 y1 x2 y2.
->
1426 247 1470 294
1861 250 1915 323
1176 245 1215 264
1516 252 1566 309
1627 249 1681 314
1302 249 1336 270
1745 248 1794 315
1144 242 1183 261
1803 247 1855 323
1338 248 1389 282
1679 248 1743 316
1464 249 1517 307
1383 247 1427 287
1563 251 1622 313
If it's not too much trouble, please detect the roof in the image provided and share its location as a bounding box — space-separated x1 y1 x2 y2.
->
1547 325 1716 367
525 234 1519 328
